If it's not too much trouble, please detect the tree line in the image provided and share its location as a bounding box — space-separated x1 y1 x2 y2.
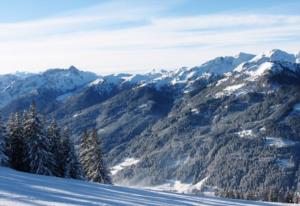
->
216 187 300 203
0 102 111 184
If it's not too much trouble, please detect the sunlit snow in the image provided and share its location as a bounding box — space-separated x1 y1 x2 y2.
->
0 167 291 206
265 137 297 148
139 104 148 109
237 130 254 138
146 178 208 194
246 62 274 81
110 158 140 175
191 108 199 114
215 83 245 98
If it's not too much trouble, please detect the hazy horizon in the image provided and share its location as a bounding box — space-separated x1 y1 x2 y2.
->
0 0 300 75
0 48 298 76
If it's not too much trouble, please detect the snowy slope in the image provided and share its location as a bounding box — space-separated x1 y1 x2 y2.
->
0 66 98 107
110 158 140 175
84 52 255 93
76 50 297 91
250 49 296 64
90 49 298 91
234 49 300 77
0 49 297 108
0 167 292 206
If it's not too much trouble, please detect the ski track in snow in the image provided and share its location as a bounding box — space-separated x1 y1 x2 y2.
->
0 167 292 206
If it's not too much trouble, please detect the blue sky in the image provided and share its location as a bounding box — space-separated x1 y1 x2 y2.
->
0 0 300 74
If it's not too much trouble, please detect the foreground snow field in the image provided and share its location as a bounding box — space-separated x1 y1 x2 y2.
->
0 167 292 206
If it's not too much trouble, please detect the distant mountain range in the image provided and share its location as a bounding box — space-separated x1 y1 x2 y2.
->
1 49 300 200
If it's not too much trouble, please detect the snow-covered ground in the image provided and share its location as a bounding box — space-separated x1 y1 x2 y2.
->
215 83 246 98
191 108 199 114
144 178 208 194
0 167 293 206
276 159 295 168
294 103 300 112
265 137 297 148
237 129 254 138
110 158 140 175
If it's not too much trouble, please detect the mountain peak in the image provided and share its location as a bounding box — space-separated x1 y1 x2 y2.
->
234 52 255 60
251 49 296 64
14 71 34 79
68 65 79 72
194 52 254 75
296 51 300 63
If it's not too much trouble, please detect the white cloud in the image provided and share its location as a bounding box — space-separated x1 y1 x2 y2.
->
0 1 299 74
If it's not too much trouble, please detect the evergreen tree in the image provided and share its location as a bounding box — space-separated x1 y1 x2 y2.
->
24 103 54 176
0 113 8 166
91 129 111 183
79 129 90 180
47 117 63 176
80 129 111 183
7 112 28 171
61 127 83 179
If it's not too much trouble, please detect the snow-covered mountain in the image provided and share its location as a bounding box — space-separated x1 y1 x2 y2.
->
0 52 254 110
0 66 98 108
296 51 300 63
234 49 298 76
0 49 297 109
250 49 296 64
87 51 255 91
1 49 300 203
0 166 291 206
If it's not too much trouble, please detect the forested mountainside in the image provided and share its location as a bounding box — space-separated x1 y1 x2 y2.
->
1 49 300 202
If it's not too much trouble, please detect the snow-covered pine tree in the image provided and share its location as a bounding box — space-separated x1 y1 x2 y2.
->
0 112 8 166
24 102 54 176
7 112 28 171
86 129 111 184
47 117 63 177
61 127 83 179
79 129 90 179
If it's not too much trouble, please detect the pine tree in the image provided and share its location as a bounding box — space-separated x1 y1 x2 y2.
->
79 129 90 180
24 103 54 176
91 129 111 183
47 117 63 176
7 112 28 171
82 129 111 184
61 127 83 179
0 113 8 166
